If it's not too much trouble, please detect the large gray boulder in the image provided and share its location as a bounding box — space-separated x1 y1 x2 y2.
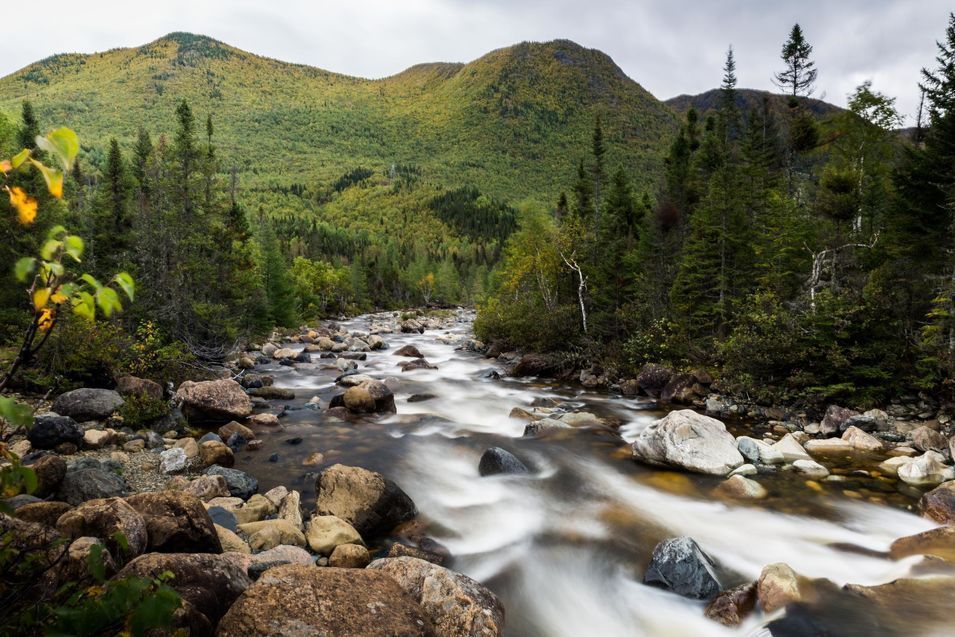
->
644 536 722 600
57 467 128 505
27 414 83 449
52 388 124 422
632 409 744 475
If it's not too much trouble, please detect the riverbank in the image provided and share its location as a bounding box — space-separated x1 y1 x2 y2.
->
3 308 955 635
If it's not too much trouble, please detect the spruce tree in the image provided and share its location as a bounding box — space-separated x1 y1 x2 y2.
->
774 24 818 97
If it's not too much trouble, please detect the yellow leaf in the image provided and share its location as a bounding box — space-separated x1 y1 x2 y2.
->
33 287 50 311
8 187 37 225
0 160 10 174
51 289 68 304
37 308 54 332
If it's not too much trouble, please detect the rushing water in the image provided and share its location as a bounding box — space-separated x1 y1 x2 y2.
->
233 310 943 637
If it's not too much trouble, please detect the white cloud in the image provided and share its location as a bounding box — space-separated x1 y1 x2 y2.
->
3 0 950 117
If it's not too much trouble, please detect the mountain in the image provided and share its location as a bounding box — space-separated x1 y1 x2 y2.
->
0 33 678 203
665 88 844 122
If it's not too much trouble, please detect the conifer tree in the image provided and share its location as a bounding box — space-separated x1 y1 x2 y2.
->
774 24 818 97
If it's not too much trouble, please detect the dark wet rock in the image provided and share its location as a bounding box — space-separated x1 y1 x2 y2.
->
204 465 258 500
841 414 880 433
660 373 703 404
239 373 273 390
636 364 674 397
920 480 955 525
632 410 744 476
478 447 529 476
820 405 858 435
408 393 436 403
315 464 416 538
118 552 252 627
28 414 83 450
199 432 223 444
176 379 252 423
57 467 128 505
208 506 238 531
56 497 148 562
52 388 125 421
6 493 43 509
369 556 505 636
480 369 501 380
395 344 423 358
217 564 432 637
643 536 721 600
126 491 222 553
398 357 438 372
511 353 558 378
27 454 67 497
705 582 757 627
268 453 279 462
115 375 164 401
226 431 248 452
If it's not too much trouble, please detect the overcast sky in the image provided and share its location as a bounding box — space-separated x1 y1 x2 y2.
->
4 1 950 120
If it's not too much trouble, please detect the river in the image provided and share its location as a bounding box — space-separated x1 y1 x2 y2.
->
233 309 942 637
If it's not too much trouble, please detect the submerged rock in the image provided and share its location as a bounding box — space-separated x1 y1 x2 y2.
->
643 536 722 600
478 447 529 476
632 410 744 476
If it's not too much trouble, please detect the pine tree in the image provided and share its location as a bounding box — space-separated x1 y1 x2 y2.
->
16 101 39 150
91 139 132 276
774 24 818 97
258 221 298 327
591 115 606 226
719 46 741 142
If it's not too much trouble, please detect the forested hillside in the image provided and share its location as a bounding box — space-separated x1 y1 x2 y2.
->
477 21 955 408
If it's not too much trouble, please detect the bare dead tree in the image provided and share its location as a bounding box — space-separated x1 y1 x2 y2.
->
560 250 588 334
805 233 879 311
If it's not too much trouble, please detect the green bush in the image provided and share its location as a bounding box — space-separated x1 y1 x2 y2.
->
117 395 170 429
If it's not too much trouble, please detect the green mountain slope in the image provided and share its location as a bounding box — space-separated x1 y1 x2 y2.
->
0 33 677 203
665 88 843 121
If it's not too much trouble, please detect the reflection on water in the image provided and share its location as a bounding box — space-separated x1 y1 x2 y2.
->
233 310 942 636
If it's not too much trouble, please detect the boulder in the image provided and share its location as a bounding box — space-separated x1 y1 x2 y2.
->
248 413 280 427
176 379 252 423
400 319 425 334
643 536 721 600
238 519 307 551
56 497 148 562
235 494 276 525
912 426 948 454
15 500 72 527
713 475 767 499
394 344 423 358
306 514 364 555
792 459 829 478
160 447 189 474
889 526 955 562
219 421 254 441
118 552 252 626
27 414 83 449
820 405 858 436
263 486 289 509
204 465 258 500
83 428 115 449
216 564 432 637
660 373 703 404
272 348 297 360
277 490 303 530
632 410 744 476
125 491 222 553
736 436 784 465
29 454 66 498
183 475 231 501
217 524 252 554
704 582 757 627
511 353 558 378
522 418 572 436
175 436 200 458
342 380 397 414
199 440 235 468
387 542 449 565
898 451 954 486
920 480 955 525
478 447 529 476
805 438 853 454
757 562 801 612
398 358 439 372
52 388 124 421
771 434 811 462
842 426 884 451
315 464 416 537
329 543 371 568
115 376 164 401
57 467 128 505
369 556 505 637
636 364 674 397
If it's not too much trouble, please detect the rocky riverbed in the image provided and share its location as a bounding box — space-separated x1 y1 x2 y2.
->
4 308 955 636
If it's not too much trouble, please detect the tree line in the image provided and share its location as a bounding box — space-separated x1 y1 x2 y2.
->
476 19 955 406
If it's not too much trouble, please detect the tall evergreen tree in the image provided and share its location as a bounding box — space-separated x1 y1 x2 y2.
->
774 24 818 97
